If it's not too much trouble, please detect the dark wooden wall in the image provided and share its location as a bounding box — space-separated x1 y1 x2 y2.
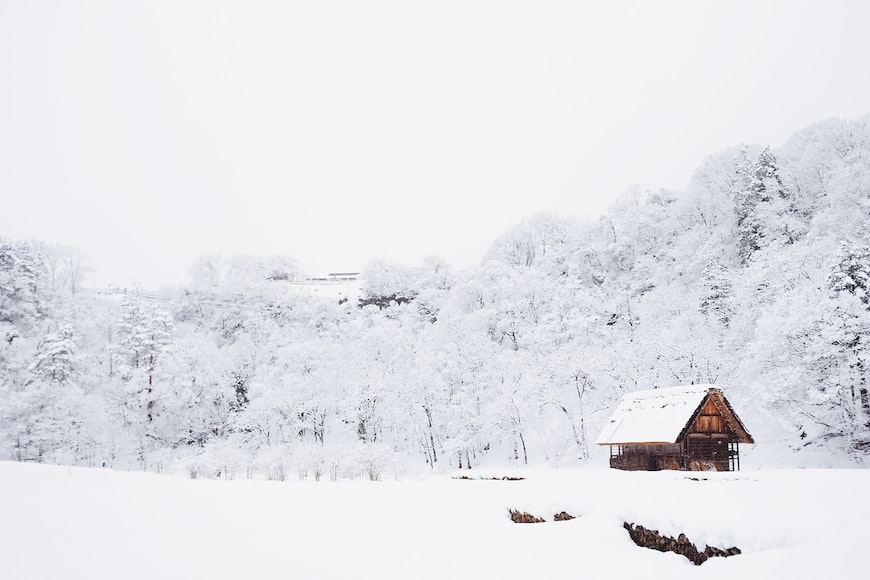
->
685 436 730 471
690 398 729 435
609 443 684 471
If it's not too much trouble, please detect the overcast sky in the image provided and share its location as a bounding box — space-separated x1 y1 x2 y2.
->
2 1 869 289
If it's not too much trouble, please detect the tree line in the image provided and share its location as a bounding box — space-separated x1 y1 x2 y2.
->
2 116 869 477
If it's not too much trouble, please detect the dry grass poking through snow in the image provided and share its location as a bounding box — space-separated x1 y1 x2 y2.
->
508 509 576 523
453 475 525 481
508 509 546 523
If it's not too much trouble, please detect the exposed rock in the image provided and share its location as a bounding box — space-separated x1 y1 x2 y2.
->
553 511 575 521
623 522 741 565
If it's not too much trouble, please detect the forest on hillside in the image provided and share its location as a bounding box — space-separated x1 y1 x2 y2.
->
2 116 869 477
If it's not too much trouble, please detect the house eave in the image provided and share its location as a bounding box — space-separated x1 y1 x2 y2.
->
597 440 677 446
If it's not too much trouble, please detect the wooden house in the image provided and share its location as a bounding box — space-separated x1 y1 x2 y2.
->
596 385 754 471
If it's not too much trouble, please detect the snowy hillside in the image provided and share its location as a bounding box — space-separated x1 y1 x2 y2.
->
2 115 870 474
2 461 866 579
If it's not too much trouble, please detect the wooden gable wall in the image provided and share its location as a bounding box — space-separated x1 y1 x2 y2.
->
678 390 754 444
689 397 731 436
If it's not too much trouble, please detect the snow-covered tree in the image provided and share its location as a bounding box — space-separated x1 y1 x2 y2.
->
0 238 48 334
830 241 870 307
699 258 733 326
730 147 787 261
28 323 78 385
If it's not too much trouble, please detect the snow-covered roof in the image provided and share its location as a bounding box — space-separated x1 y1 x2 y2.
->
596 384 714 445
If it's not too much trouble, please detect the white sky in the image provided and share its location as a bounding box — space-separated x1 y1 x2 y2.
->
2 1 869 289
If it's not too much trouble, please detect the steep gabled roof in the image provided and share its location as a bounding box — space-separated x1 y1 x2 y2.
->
686 388 754 444
596 384 753 445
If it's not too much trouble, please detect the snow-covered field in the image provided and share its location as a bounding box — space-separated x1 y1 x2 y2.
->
2 462 865 579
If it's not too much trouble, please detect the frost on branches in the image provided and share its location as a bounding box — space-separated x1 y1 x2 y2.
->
2 116 870 473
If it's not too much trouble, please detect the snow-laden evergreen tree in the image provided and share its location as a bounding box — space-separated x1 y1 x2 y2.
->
8 323 89 462
28 323 78 385
830 241 870 307
731 147 787 263
0 238 48 338
112 297 174 386
699 258 733 326
110 297 175 465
